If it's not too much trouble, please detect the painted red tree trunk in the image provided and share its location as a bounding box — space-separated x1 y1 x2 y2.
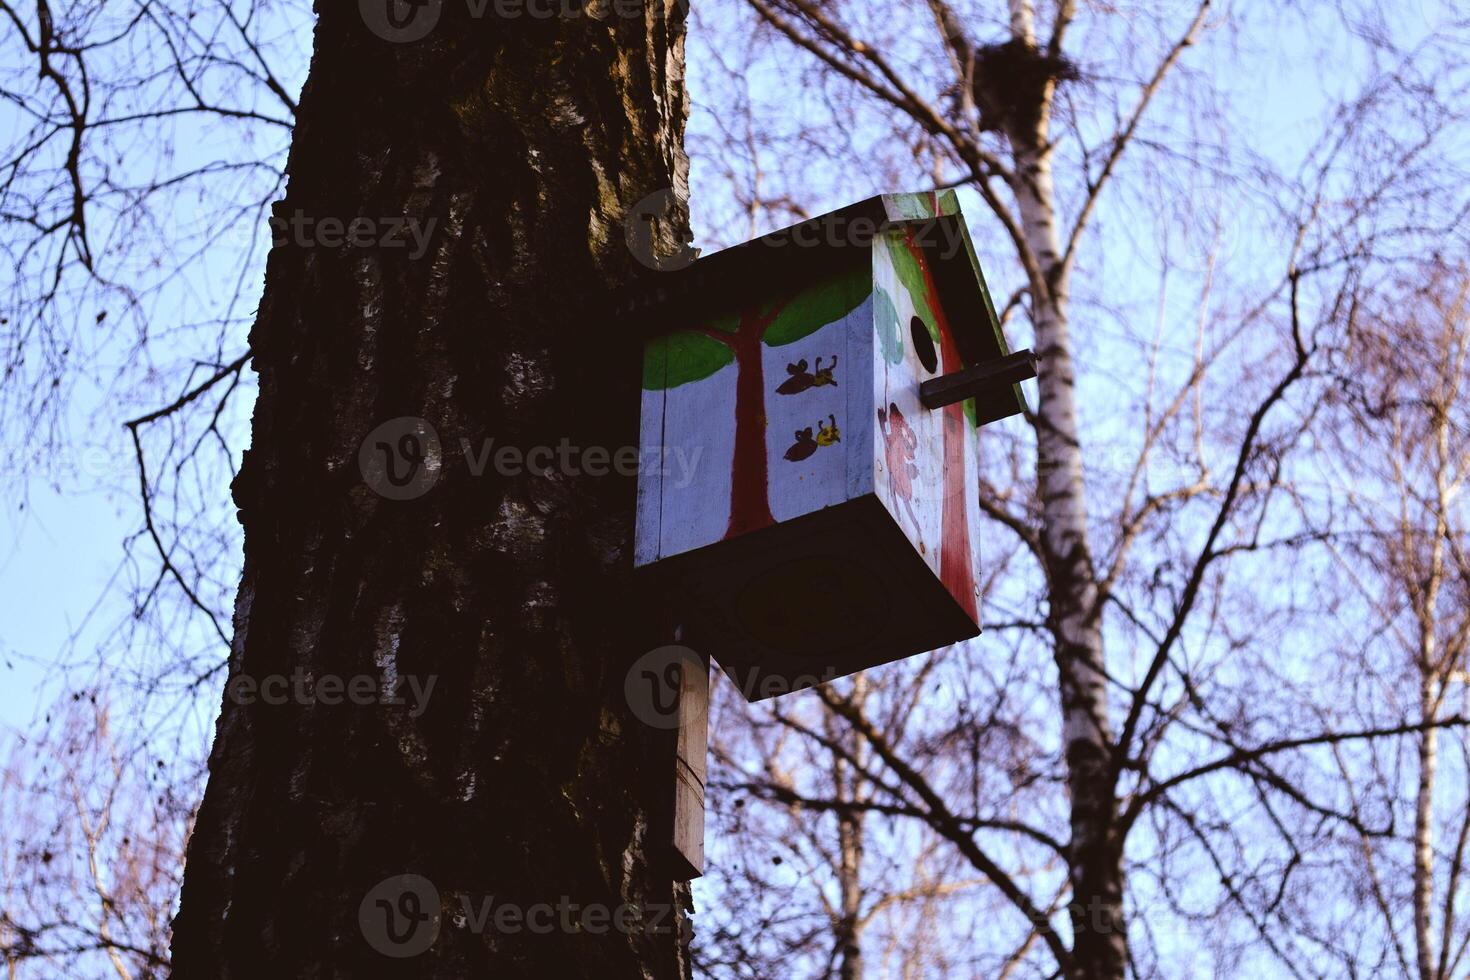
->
905 231 978 621
710 301 788 540
936 325 978 621
726 320 774 538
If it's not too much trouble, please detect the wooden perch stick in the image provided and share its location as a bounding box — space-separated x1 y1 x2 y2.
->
919 349 1037 418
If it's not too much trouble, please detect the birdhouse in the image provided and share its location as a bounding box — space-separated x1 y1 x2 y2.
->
632 191 1033 701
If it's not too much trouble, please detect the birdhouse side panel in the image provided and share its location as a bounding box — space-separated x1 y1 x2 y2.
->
638 341 738 561
635 265 875 567
871 231 981 623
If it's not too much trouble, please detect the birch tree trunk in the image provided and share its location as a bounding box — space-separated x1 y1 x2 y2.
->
1015 141 1124 980
1001 3 1121 977
1413 672 1440 980
1351 268 1470 980
1412 341 1453 980
170 3 692 976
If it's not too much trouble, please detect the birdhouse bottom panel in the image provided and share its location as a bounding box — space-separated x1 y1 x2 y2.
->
645 493 980 701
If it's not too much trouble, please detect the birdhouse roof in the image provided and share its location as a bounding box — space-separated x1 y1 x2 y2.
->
626 190 1025 422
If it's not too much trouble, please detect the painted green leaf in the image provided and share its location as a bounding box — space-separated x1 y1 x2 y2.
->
762 265 871 348
873 287 903 364
643 330 735 389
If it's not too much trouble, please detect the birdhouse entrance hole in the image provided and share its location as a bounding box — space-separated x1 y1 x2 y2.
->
910 316 938 373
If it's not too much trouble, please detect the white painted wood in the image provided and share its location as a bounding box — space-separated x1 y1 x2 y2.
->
763 316 850 523
872 233 943 578
650 359 737 560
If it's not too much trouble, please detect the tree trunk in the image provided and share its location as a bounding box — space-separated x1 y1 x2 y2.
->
1017 138 1123 980
832 679 866 980
1413 673 1439 980
171 4 692 977
1413 393 1452 980
1003 3 1121 977
836 804 864 980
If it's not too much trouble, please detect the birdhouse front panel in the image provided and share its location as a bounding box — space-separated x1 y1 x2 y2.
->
635 263 876 567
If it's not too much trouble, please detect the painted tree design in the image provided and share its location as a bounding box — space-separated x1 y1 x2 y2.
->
644 266 870 539
889 224 980 621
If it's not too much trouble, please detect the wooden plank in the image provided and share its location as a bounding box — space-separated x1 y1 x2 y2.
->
918 350 1037 413
670 648 709 880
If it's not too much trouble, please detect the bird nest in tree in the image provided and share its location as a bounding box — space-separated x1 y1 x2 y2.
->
971 39 1080 135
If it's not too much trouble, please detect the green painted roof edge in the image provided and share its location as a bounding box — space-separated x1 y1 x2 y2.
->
877 189 960 222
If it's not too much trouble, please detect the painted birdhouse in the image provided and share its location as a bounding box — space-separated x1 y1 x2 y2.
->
632 191 1033 701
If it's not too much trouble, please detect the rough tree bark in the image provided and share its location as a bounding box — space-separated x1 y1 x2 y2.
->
170 2 692 977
